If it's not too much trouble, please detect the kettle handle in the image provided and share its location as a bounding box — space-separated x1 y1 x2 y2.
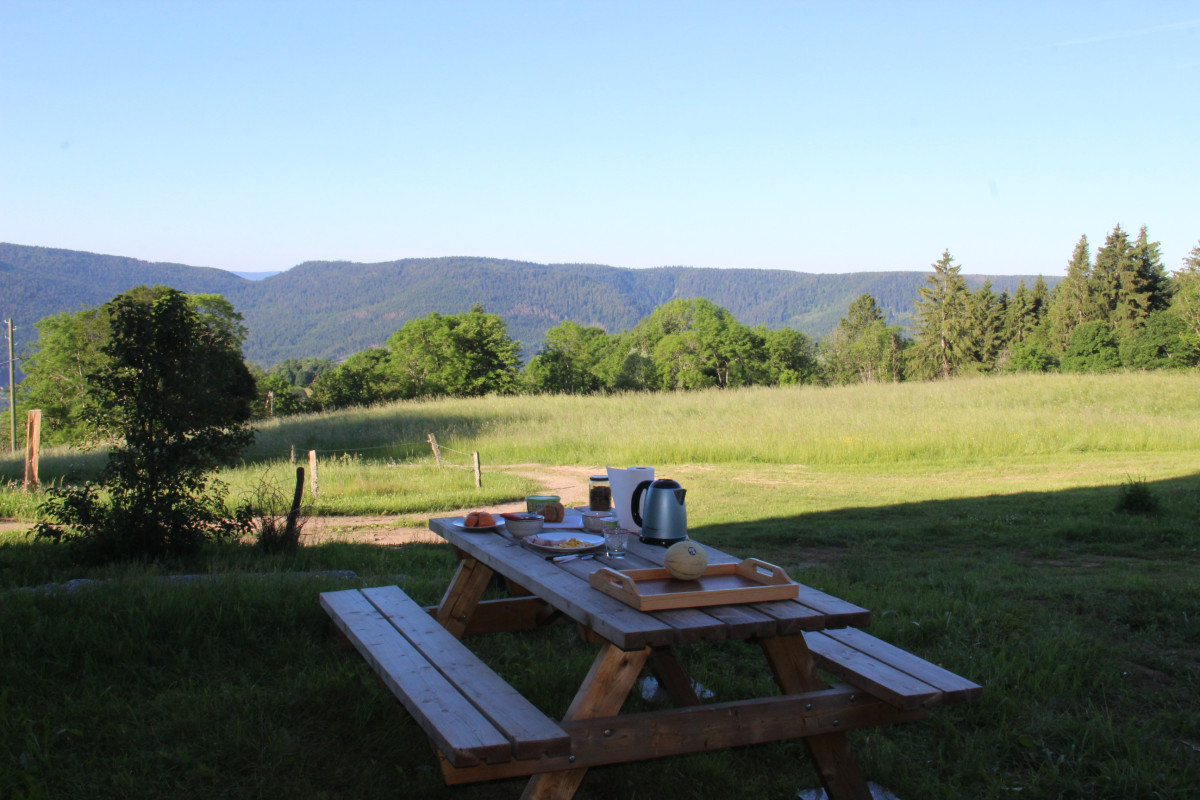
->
630 480 652 528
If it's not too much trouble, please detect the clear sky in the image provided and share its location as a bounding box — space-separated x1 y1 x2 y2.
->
2 1 1197 277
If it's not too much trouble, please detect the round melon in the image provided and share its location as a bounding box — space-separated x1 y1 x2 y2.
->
664 541 708 581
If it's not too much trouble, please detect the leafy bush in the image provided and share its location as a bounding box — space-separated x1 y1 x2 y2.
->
1060 321 1121 373
1002 339 1057 373
1119 310 1196 369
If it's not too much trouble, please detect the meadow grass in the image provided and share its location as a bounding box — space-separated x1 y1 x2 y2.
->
1 371 1198 799
222 457 539 517
7 372 1200 491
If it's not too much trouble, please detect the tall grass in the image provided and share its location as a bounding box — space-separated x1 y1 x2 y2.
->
250 371 1200 468
4 372 1199 521
220 458 538 517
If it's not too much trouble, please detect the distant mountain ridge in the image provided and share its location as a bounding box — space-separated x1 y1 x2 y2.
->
0 243 1056 368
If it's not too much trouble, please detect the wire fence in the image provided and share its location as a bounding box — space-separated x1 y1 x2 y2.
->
291 433 485 492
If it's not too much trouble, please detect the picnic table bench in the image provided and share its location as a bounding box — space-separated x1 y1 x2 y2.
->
322 519 981 799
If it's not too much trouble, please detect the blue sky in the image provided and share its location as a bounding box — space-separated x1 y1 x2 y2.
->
2 1 1197 277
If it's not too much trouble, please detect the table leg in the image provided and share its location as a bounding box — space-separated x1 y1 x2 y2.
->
520 643 651 800
760 635 872 800
436 557 494 638
648 646 700 706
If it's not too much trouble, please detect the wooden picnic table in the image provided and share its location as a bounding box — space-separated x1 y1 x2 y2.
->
322 518 981 800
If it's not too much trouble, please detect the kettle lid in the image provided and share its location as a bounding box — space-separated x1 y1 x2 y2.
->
650 478 681 489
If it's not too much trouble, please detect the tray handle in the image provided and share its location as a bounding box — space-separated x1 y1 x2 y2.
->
590 567 638 594
741 558 792 584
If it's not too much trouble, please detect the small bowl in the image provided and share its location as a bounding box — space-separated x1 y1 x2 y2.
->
581 510 614 533
504 513 545 538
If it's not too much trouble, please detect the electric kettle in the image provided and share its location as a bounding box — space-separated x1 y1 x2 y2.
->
630 478 688 546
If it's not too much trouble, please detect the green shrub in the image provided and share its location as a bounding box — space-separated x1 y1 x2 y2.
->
1115 475 1160 515
1061 321 1121 373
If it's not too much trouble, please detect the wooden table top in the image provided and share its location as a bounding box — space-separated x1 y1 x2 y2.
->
428 517 870 651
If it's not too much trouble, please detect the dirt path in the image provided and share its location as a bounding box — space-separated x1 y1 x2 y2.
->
0 464 605 547
292 463 600 546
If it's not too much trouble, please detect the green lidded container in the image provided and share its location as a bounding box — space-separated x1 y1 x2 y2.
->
525 495 560 514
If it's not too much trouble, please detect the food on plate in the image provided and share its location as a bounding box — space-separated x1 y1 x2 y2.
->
464 511 496 528
664 541 708 580
555 537 586 548
540 500 566 523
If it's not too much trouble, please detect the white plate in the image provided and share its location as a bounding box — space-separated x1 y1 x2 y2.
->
450 517 499 533
523 532 604 553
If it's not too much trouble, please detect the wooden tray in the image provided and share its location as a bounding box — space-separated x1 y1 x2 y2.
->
588 558 799 611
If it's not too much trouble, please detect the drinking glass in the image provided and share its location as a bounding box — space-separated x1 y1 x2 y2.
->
604 528 630 558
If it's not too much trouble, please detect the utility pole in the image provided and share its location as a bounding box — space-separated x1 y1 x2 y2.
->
5 319 14 453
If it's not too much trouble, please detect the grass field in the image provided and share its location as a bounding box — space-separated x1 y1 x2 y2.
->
1 372 1198 799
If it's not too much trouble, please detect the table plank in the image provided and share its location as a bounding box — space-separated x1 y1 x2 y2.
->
429 519 869 648
698 602 779 639
433 523 677 650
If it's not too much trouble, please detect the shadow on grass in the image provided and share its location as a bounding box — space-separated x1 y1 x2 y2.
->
693 471 1200 565
3 474 1198 798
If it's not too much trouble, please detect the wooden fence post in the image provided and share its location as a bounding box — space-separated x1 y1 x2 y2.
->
472 451 482 489
283 466 305 543
308 450 319 497
290 445 295 464
24 409 41 489
428 433 443 468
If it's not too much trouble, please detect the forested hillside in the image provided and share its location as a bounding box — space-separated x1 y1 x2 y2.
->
0 243 1049 367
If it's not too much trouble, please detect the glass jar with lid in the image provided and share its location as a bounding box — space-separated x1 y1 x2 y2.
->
588 475 612 511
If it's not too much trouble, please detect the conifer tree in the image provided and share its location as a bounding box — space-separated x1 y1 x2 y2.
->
1046 235 1096 353
910 250 971 379
1171 240 1200 354
970 280 1006 372
1130 225 1171 313
1030 275 1049 322
1006 281 1035 344
1091 225 1132 320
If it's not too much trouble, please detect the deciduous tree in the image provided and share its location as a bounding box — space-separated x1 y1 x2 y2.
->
18 287 250 445
821 294 907 384
1060 320 1121 373
34 288 256 562
523 321 610 394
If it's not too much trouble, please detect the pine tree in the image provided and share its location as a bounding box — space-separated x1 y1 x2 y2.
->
970 280 1005 372
1091 225 1131 321
1171 240 1200 355
910 250 971 379
1086 224 1169 339
1046 235 1096 353
1030 275 1049 323
1130 225 1171 313
1006 281 1034 344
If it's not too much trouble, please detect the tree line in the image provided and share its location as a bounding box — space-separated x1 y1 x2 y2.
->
11 225 1200 445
